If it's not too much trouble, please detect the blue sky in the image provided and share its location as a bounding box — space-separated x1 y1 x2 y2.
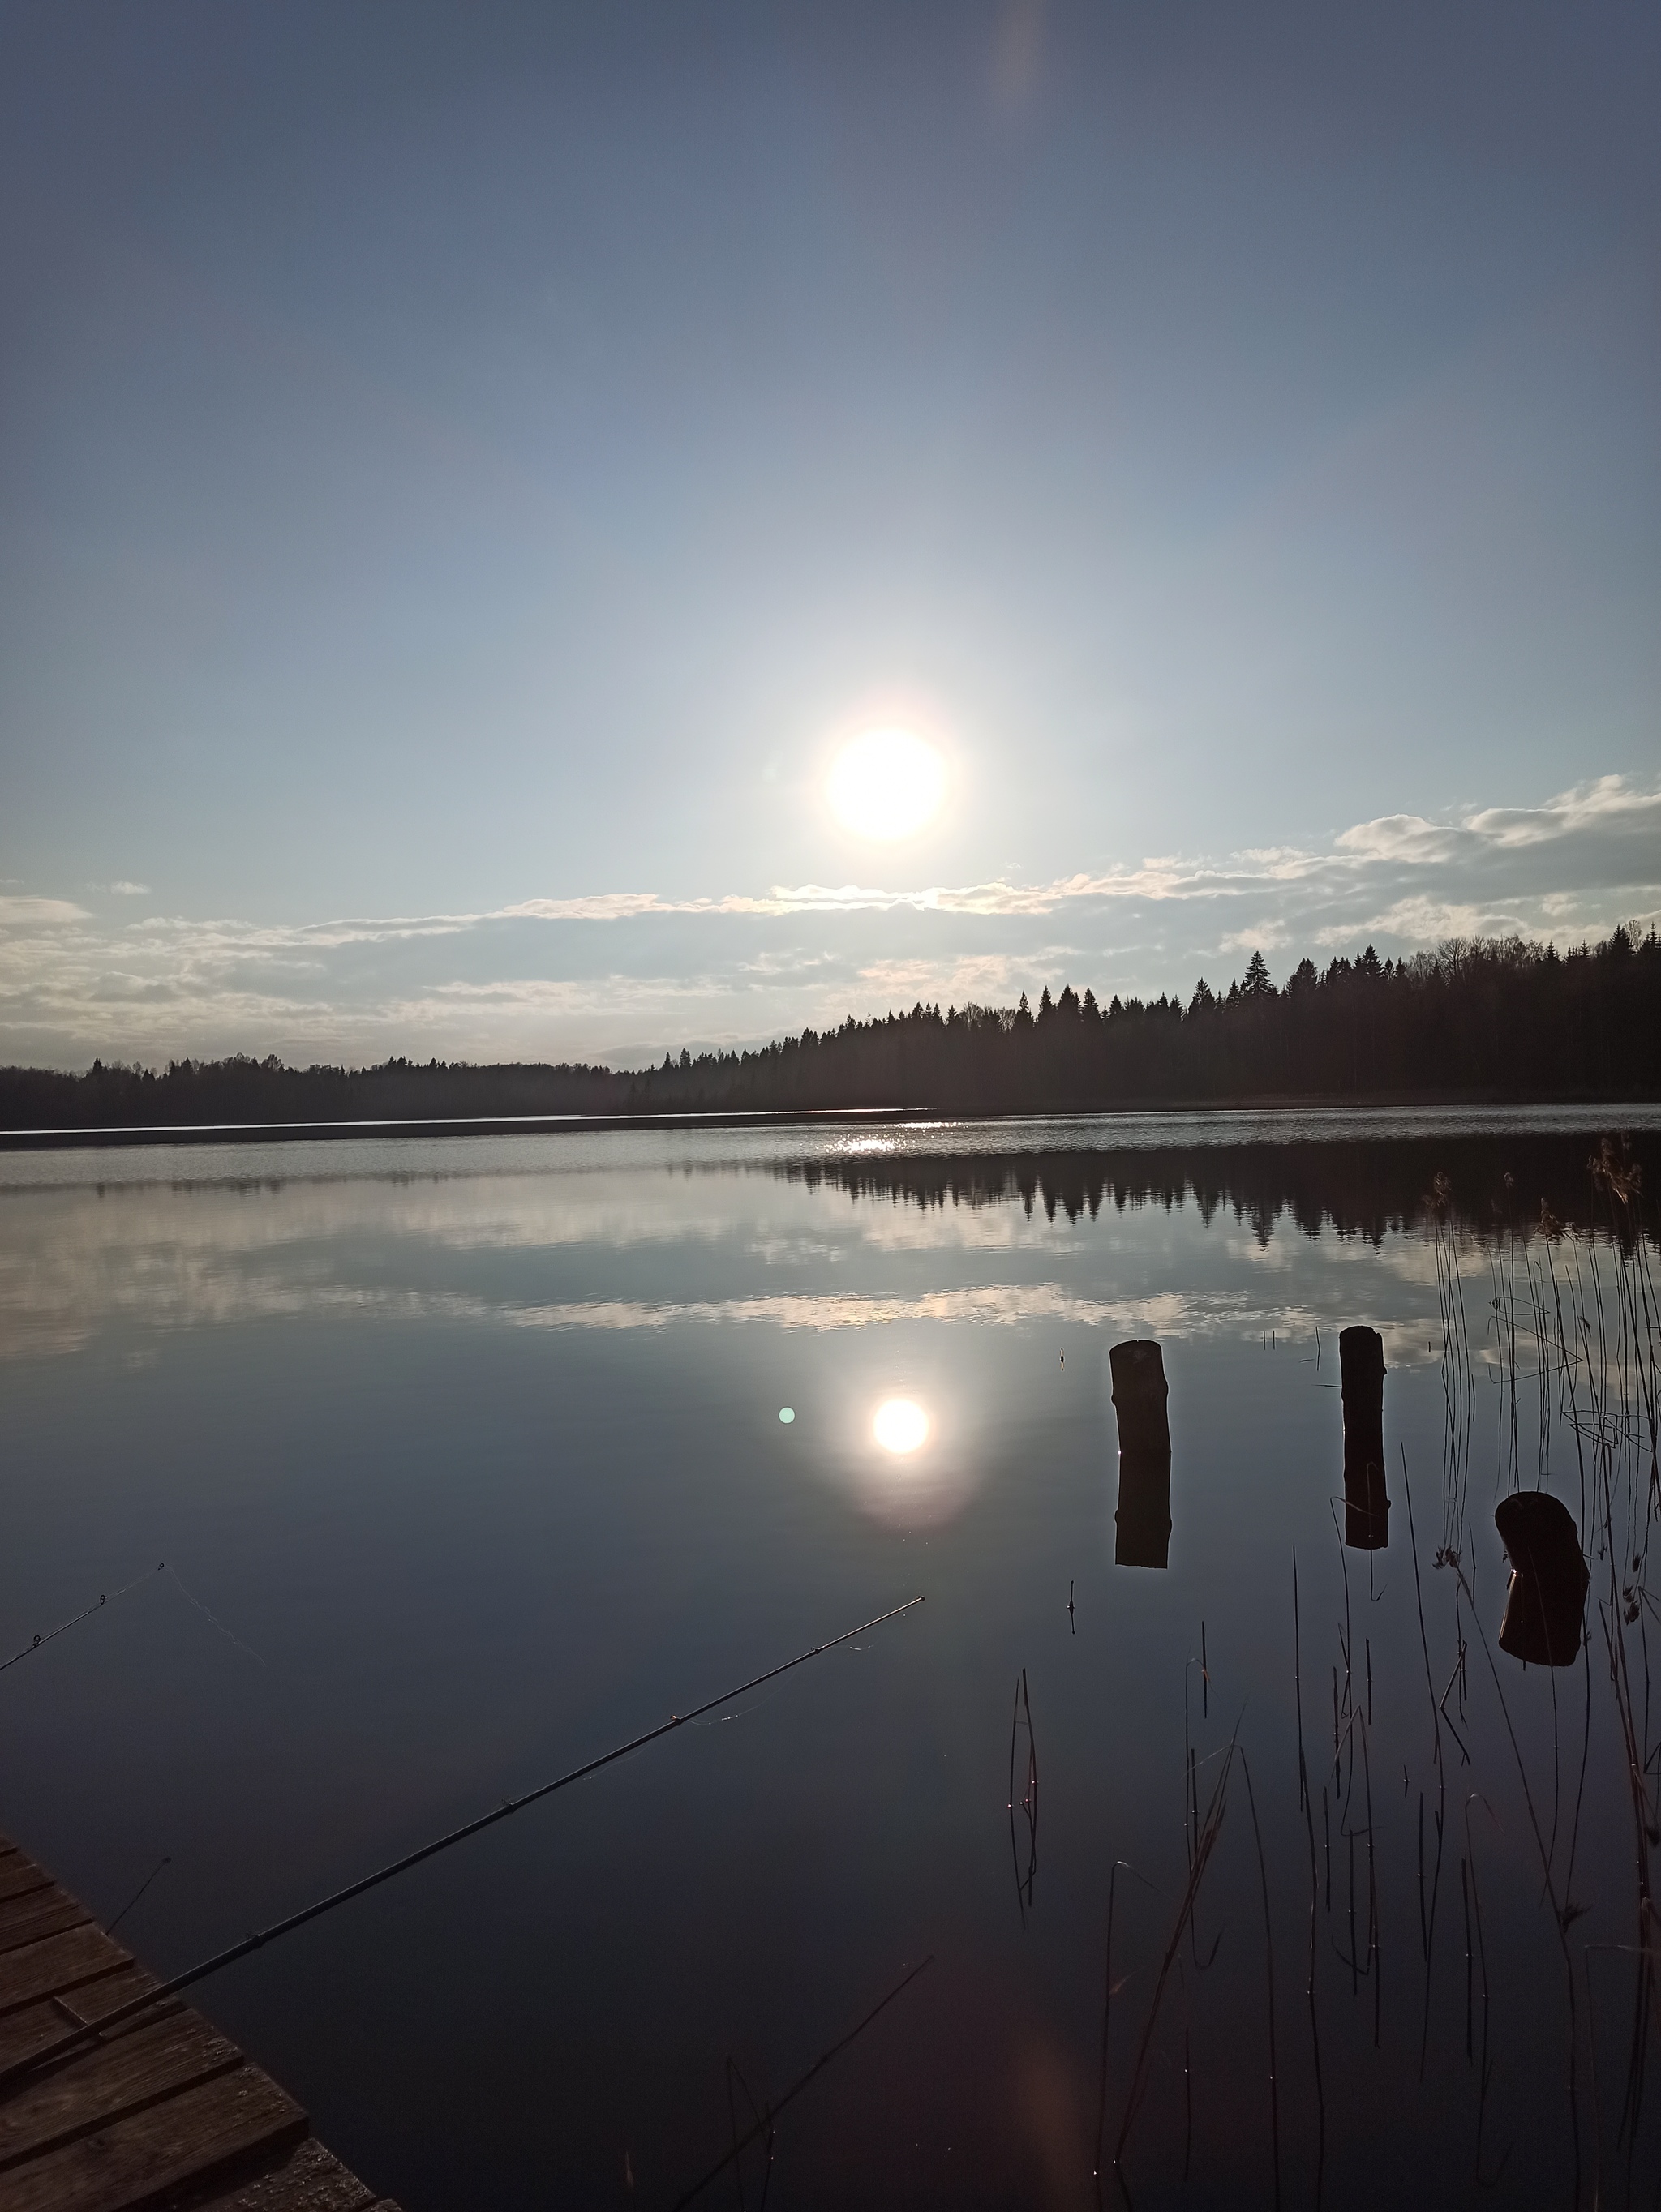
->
2 0 1657 1068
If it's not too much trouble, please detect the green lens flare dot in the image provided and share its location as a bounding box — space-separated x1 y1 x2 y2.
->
779 1407 795 1424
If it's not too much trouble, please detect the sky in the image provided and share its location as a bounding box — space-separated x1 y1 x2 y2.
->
2 0 1658 1070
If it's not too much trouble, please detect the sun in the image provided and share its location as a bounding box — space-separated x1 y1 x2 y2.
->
827 727 945 841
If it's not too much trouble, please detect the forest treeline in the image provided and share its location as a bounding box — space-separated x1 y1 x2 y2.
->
2 926 1657 1131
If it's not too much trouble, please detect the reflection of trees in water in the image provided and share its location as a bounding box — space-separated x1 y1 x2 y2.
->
769 1131 1656 1250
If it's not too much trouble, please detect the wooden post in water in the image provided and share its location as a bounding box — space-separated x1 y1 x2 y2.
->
1496 1491 1587 1665
1110 1339 1172 1569
1339 1325 1389 1549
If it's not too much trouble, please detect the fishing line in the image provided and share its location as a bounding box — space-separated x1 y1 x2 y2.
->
162 1565 268 1668
0 1593 925 2096
0 1560 265 1681
105 1856 171 1938
0 1564 165 1678
685 1618 891 1729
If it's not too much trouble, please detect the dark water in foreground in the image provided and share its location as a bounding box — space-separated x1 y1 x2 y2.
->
2 1106 1659 2210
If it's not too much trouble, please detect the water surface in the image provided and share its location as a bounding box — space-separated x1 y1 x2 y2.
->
3 1109 1659 2208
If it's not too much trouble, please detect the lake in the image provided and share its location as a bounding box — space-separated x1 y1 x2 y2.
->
3 1105 1659 2209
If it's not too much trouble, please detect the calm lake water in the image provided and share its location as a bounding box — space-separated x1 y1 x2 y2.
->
3 1106 1659 2210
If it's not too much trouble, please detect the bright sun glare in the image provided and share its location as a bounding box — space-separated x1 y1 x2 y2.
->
873 1399 929 1455
828 727 944 841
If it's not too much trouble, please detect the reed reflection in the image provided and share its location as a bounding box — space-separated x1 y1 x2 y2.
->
1109 1339 1172 1570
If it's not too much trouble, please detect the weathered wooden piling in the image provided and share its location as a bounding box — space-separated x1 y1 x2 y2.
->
1339 1325 1389 1550
1109 1339 1172 1570
1495 1491 1588 1665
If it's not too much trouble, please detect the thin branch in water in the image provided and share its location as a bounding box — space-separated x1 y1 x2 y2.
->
1239 1753 1283 2212
1401 1450 1448 2077
1007 1669 1038 1924
669 1959 935 2210
1113 1737 1237 2184
723 2056 774 2211
1092 1858 1155 2205
1446 1553 1582 2193
1461 1854 1474 2064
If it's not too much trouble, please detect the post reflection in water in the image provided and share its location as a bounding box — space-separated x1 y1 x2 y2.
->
1339 1323 1390 1550
1109 1339 1172 1570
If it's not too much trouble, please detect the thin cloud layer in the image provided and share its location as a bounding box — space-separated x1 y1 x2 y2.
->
2 776 1655 1067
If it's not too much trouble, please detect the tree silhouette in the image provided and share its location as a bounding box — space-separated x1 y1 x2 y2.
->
2 927 1656 1129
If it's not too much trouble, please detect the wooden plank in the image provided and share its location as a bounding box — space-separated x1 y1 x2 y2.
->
0 1968 170 2073
0 2062 307 2212
0 1885 67 1928
0 1902 92 1960
0 2011 241 2172
0 1834 391 2212
0 1929 131 2019
189 2138 381 2211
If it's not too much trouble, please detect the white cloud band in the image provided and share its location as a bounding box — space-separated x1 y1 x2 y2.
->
2 774 1655 1065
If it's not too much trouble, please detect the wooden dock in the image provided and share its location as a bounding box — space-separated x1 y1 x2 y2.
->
0 1833 398 2212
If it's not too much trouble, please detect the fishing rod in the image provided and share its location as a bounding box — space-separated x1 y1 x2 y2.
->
0 1593 925 2097
0 1564 165 1678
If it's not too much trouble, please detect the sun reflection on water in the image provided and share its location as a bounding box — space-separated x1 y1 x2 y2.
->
873 1397 929 1454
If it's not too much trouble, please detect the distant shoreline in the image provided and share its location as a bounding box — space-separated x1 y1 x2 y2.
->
6 931 1655 1137
5 1094 1660 1151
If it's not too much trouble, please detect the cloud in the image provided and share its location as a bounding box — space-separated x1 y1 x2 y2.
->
1218 923 1295 954
0 897 89 926
855 954 1030 1004
2 774 1655 1067
1334 774 1661 873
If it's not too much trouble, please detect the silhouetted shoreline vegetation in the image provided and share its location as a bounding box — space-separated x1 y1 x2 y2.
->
766 1130 1655 1246
3 926 1656 1132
